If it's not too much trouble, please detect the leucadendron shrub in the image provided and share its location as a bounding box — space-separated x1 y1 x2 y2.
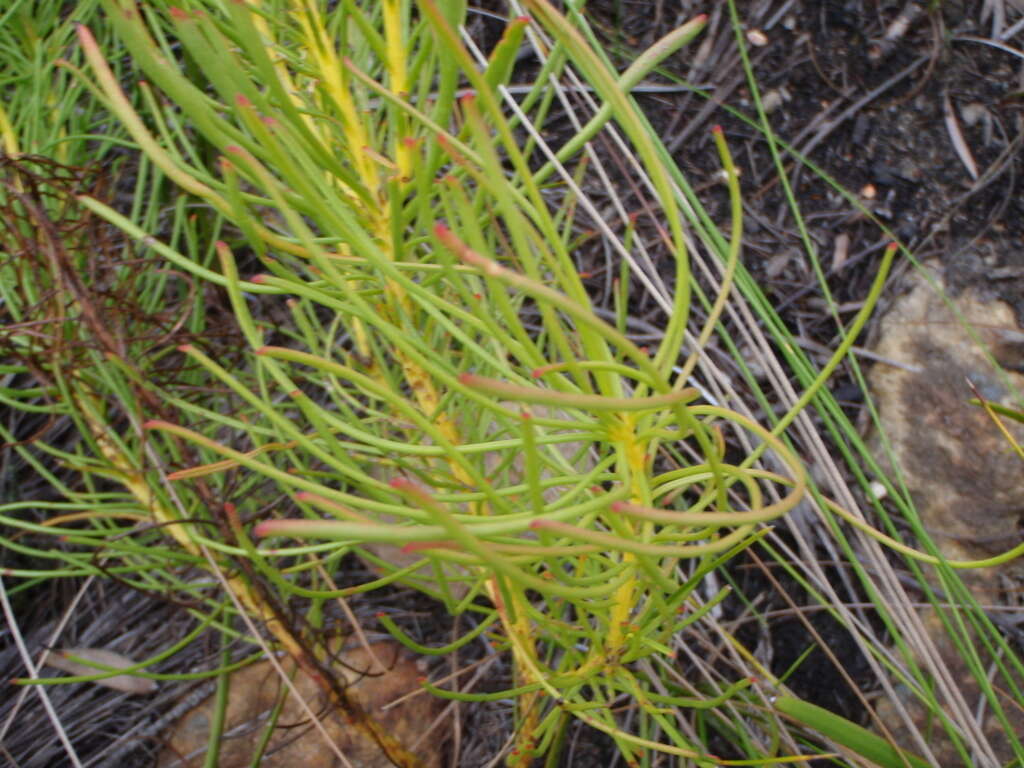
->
51 0 880 764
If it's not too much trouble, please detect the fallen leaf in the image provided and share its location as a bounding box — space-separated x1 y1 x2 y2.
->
158 640 445 768
45 647 157 695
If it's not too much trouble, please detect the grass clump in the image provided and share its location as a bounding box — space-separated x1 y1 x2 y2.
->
70 1 809 761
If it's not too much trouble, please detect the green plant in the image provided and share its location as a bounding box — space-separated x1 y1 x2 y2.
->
39 0 824 762
68 1 819 762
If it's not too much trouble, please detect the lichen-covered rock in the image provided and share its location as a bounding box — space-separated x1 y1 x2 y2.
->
867 264 1024 764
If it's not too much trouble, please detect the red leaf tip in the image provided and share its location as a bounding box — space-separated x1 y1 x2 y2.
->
711 124 723 134
75 23 97 47
168 7 189 19
235 94 252 107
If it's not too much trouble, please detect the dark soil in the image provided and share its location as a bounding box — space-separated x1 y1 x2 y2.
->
593 0 1024 322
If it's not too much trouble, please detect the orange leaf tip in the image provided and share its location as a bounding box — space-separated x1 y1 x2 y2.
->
712 124 723 134
235 94 251 107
